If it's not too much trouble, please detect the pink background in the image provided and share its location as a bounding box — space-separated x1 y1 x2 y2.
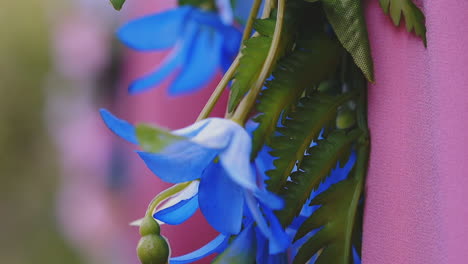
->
363 0 468 263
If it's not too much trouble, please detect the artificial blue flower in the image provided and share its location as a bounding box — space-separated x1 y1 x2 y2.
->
118 6 241 95
100 109 284 236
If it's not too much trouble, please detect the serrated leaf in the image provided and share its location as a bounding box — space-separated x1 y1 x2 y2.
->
293 170 363 264
135 124 185 153
252 34 341 156
292 141 369 264
266 92 356 192
379 0 427 45
109 0 125 10
319 0 374 82
278 129 362 226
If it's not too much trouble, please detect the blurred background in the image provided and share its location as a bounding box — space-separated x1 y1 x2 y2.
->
0 0 222 263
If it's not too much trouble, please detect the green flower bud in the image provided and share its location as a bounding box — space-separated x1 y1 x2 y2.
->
137 234 170 264
139 216 161 236
336 109 356 129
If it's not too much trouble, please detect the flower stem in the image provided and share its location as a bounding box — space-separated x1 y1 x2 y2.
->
241 0 263 44
231 0 285 124
196 55 240 122
145 182 192 217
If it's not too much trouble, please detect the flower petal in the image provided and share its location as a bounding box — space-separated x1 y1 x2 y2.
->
172 119 211 138
154 194 199 225
254 189 284 210
245 192 290 254
264 207 291 254
170 234 229 264
220 26 241 69
218 122 257 190
168 28 223 95
128 49 184 94
214 223 256 263
198 163 244 234
117 6 192 50
99 109 138 144
137 141 218 183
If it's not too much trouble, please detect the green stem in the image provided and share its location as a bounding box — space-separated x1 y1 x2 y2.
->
231 0 285 124
241 0 263 44
196 55 241 122
145 182 193 217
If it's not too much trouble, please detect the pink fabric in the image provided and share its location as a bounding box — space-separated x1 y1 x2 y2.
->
363 1 468 263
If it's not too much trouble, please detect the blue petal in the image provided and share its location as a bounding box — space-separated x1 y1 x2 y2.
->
214 224 256 263
127 17 200 94
128 50 184 94
264 207 291 254
198 163 244 234
137 141 218 183
154 195 199 225
353 247 361 264
117 6 192 51
169 28 223 95
220 26 241 72
254 189 284 210
170 234 229 264
245 192 290 254
99 109 138 144
172 119 211 138
218 123 257 190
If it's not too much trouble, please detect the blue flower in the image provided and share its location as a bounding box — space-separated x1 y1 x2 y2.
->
100 109 285 233
118 6 241 95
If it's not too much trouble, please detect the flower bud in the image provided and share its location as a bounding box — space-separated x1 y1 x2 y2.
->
336 109 356 129
139 215 160 236
137 234 169 264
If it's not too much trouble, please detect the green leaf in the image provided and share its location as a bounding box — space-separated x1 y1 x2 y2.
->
292 139 369 264
266 92 356 192
135 124 185 153
109 0 125 10
293 173 363 264
379 0 427 45
278 129 362 226
319 0 375 82
228 5 298 112
251 34 341 156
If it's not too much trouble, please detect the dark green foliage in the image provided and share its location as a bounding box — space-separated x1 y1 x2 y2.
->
379 0 427 45
265 92 356 192
293 172 363 264
315 0 375 82
278 129 363 226
110 0 125 10
251 34 341 156
228 29 272 112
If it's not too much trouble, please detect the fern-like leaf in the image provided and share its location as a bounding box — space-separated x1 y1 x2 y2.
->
266 92 356 192
251 34 341 155
278 129 362 226
379 0 427 45
292 172 363 264
313 0 374 82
